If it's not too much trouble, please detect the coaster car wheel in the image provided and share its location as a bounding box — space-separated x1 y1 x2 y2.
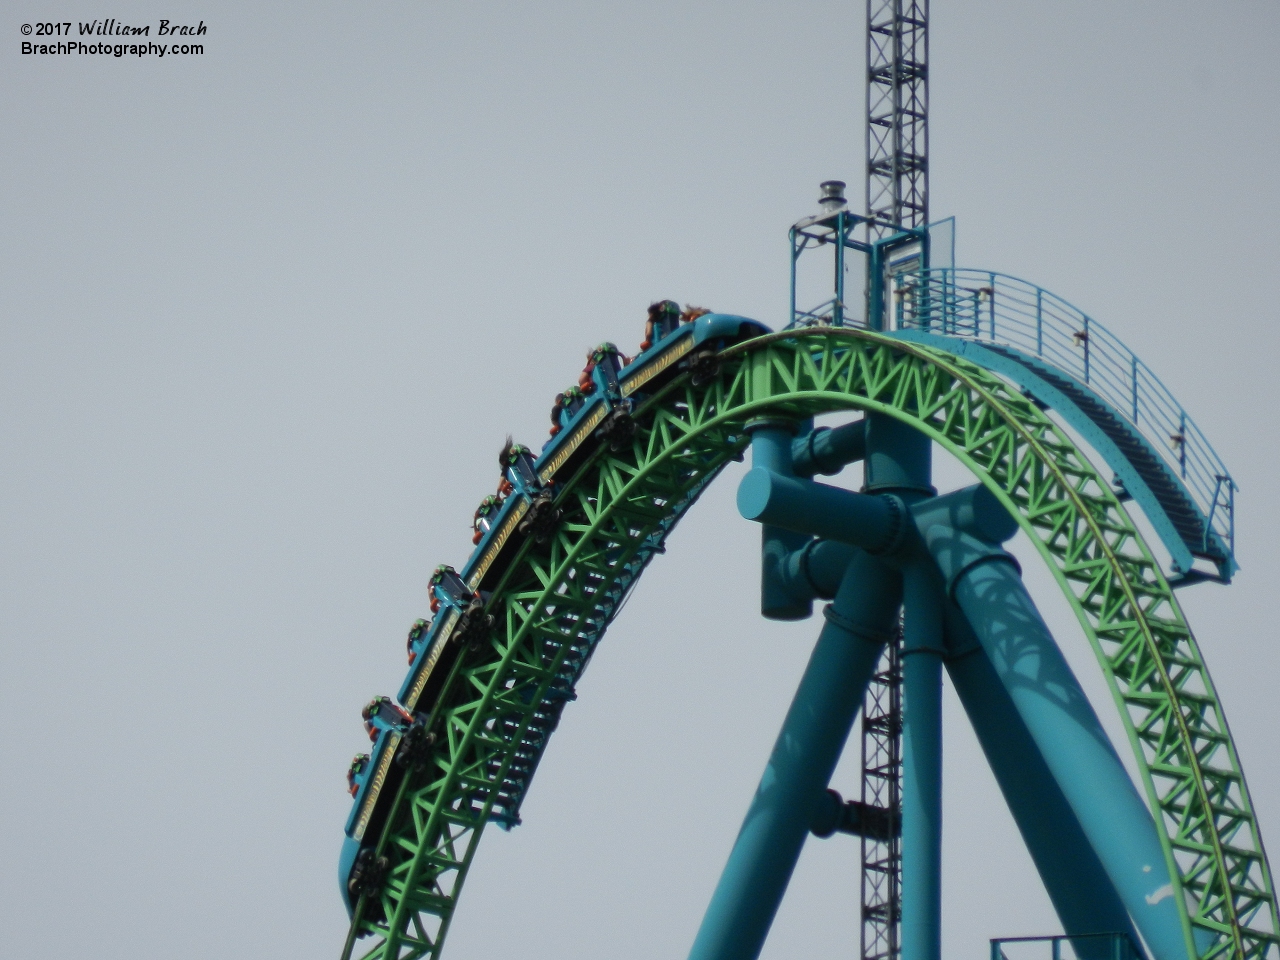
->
595 401 636 451
347 848 391 908
689 349 721 387
395 717 438 771
518 490 562 543
451 599 495 651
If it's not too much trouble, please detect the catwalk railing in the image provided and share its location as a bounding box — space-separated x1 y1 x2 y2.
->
893 268 1235 563
991 933 1141 960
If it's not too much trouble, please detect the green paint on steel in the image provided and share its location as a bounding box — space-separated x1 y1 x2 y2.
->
342 328 1278 960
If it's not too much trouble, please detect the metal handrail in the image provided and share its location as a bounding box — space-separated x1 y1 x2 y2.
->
990 933 1141 960
895 268 1235 562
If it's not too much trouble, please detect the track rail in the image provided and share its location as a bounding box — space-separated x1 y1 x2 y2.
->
342 329 1277 960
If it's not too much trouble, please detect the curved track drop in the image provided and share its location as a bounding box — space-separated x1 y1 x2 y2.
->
338 323 1277 960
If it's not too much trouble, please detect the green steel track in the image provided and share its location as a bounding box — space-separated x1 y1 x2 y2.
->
342 328 1278 960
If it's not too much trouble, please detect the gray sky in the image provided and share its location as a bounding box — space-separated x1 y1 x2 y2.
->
2 2 1278 958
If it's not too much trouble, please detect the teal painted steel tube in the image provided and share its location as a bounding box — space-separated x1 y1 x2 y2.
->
791 419 866 478
864 413 934 497
739 475 1015 567
687 552 902 960
737 469 900 554
944 608 1140 955
750 422 813 621
941 547 1191 960
901 567 945 960
780 539 859 601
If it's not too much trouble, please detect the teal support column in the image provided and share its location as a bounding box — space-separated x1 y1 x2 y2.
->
864 408 936 960
864 413 934 497
944 609 1140 957
791 419 866 478
749 419 812 621
868 245 886 331
900 566 945 960
687 552 902 960
737 468 901 553
925 528 1194 960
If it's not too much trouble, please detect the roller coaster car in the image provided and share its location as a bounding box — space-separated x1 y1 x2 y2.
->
502 443 562 543
411 314 772 716
641 299 682 351
341 701 414 918
586 343 637 450
341 702 440 918
362 695 412 741
550 387 586 437
340 306 776 926
430 564 495 650
471 494 505 545
624 312 772 398
405 618 429 665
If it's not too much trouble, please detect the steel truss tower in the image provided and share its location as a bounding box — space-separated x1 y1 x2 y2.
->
860 634 902 960
862 2 926 957
866 0 928 237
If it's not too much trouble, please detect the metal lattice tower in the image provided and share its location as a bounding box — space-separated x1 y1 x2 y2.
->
861 3 926 954
866 0 928 236
861 631 903 960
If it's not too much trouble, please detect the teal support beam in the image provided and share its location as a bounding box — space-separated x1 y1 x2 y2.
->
737 468 901 555
944 609 1141 957
791 419 866 478
866 409 937 960
924 527 1193 960
900 566 945 960
687 551 902 960
739 474 1016 563
864 412 934 497
868 245 886 331
749 419 813 621
780 539 859 602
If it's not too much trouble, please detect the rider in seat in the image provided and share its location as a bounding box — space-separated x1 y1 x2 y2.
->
549 387 586 437
406 618 430 664
472 495 504 544
347 753 370 796
580 342 628 396
429 564 473 615
500 439 542 495
641 300 682 351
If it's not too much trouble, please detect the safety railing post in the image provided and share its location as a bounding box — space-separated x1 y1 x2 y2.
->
789 228 798 328
1082 316 1091 383
988 272 996 340
1180 411 1187 478
1206 476 1223 555
1051 936 1061 960
1229 480 1236 557
1131 355 1139 424
939 270 950 331
834 215 846 327
1036 287 1043 357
